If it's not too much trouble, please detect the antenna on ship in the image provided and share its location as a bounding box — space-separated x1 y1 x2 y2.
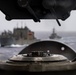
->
53 28 55 34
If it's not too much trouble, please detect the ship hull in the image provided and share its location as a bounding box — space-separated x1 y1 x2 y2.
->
0 37 15 47
0 40 76 75
0 60 76 75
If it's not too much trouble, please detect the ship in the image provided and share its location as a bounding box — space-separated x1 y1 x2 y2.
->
0 37 15 47
0 31 15 47
49 28 62 39
0 26 40 47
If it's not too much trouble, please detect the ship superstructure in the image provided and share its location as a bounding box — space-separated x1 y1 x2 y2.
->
0 26 39 47
49 28 61 39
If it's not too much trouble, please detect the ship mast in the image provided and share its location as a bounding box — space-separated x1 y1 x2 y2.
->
53 28 56 34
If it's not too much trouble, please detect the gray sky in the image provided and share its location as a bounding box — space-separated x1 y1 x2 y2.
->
0 10 76 32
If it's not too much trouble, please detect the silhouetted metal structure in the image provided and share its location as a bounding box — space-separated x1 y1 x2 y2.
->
0 0 76 22
0 41 76 75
